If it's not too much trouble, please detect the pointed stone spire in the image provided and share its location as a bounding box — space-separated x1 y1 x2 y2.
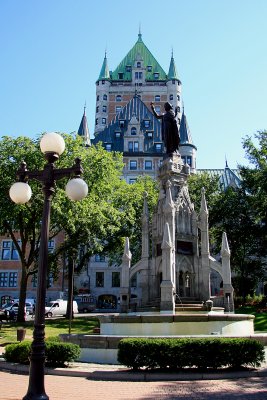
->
164 180 174 212
98 51 110 81
77 104 91 146
142 192 149 259
221 232 230 257
161 222 172 250
122 237 132 262
167 51 179 80
200 187 208 216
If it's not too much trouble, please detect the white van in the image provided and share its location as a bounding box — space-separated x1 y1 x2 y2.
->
45 299 78 317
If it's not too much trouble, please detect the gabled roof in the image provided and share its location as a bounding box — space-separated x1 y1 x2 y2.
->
78 106 91 146
167 52 179 81
92 95 163 154
111 33 167 81
98 52 110 81
197 166 242 190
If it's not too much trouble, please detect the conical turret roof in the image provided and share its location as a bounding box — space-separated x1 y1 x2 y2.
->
78 106 91 146
97 52 110 81
167 52 179 80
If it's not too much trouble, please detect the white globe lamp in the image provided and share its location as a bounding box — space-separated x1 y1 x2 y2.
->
40 132 65 155
65 178 88 201
9 182 32 204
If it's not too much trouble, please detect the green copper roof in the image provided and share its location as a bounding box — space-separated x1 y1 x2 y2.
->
167 54 179 80
111 34 167 81
98 53 110 81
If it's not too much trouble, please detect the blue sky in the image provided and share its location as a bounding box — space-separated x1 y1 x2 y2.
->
0 0 266 169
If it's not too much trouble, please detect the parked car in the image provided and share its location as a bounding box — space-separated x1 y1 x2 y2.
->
1 302 34 320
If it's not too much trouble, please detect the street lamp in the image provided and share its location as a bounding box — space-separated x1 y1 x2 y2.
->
9 132 88 400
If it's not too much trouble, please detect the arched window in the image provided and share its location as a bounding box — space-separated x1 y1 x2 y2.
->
116 95 122 102
131 127 137 135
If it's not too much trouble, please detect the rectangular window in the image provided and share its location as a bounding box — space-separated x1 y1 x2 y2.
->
0 272 8 287
154 73 159 79
144 120 150 128
115 131 121 138
2 241 11 260
102 105 107 112
130 160 137 170
95 118 98 125
187 156 192 166
147 65 152 72
155 143 162 152
116 106 122 114
129 178 136 184
119 120 125 128
147 131 153 139
177 241 193 255
155 95 160 102
95 254 105 262
105 144 112 151
112 272 120 287
126 65 131 72
9 272 18 287
96 272 104 287
128 142 133 152
134 142 139 152
96 106 99 113
118 73 124 80
32 274 37 288
48 240 54 253
145 160 152 170
102 118 106 124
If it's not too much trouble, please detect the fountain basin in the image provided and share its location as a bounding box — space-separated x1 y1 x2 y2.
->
59 312 265 364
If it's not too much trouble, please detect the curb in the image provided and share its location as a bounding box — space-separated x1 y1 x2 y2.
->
1 360 267 381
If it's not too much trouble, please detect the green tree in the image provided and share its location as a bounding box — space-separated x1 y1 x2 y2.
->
0 134 136 321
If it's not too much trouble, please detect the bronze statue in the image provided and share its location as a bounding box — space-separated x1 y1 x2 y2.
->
151 102 180 156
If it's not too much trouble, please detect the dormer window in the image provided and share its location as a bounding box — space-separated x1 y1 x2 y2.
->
137 61 141 68
155 143 162 152
144 120 150 128
126 65 131 72
147 131 153 139
105 143 112 151
119 119 125 128
155 95 160 102
147 65 152 72
154 72 159 79
118 73 124 80
131 127 137 135
115 131 121 138
116 95 122 102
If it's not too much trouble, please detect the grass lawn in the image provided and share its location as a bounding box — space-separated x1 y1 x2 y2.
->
0 316 99 345
235 306 267 332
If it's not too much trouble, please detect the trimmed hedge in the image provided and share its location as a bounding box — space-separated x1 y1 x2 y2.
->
117 338 265 370
4 340 81 367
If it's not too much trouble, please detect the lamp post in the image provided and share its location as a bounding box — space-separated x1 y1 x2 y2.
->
9 132 88 400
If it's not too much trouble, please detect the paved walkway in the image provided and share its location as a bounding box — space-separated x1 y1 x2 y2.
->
1 371 267 400
1 347 267 399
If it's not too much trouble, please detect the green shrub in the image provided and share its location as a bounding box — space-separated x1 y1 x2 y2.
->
4 341 31 364
4 341 80 367
117 338 265 370
46 342 81 367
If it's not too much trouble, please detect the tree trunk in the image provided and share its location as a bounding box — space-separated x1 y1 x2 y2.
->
17 265 28 322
